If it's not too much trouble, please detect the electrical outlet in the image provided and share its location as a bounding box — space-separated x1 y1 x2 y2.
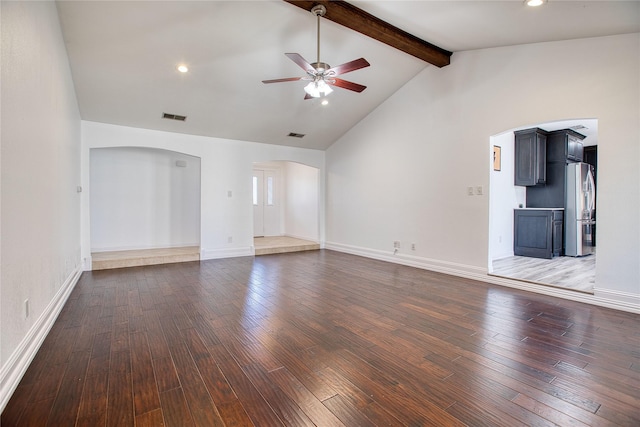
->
227 236 233 243
467 186 474 196
393 241 400 249
411 243 416 251
476 186 483 195
24 299 29 319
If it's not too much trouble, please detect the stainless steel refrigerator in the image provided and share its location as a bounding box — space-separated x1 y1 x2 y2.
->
565 162 596 256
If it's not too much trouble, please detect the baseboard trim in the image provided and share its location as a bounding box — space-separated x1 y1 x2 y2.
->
325 242 486 278
200 247 254 260
0 265 82 413
593 288 640 312
490 251 515 263
325 242 640 314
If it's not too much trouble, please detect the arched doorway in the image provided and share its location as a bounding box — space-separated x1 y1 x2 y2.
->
488 119 598 293
252 161 320 255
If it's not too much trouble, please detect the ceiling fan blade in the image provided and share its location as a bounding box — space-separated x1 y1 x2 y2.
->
326 58 370 76
285 53 316 74
262 77 303 84
329 78 367 93
304 93 313 100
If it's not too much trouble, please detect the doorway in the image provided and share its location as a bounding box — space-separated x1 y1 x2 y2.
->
252 161 321 253
488 119 597 293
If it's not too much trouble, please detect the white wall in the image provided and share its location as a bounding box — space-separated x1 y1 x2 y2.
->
81 122 325 264
489 132 525 263
1 0 81 409
90 147 201 251
284 162 319 241
326 34 640 311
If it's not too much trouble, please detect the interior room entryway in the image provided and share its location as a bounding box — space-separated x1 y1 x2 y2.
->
252 161 320 255
488 119 597 294
90 147 202 270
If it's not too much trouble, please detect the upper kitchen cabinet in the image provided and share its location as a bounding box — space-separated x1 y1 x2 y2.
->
514 128 548 186
547 129 585 163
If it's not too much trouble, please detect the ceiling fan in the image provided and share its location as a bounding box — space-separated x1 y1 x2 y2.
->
262 4 370 99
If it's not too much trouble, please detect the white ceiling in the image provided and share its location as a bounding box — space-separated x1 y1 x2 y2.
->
56 1 640 150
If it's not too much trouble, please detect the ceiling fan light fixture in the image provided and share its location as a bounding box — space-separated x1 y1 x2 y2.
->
304 80 333 98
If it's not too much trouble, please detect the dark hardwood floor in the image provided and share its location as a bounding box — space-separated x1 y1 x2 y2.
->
3 250 639 426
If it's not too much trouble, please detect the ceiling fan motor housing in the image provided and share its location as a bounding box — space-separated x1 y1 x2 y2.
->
311 62 331 74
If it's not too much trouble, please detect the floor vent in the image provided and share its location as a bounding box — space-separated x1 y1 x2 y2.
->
288 132 305 138
163 112 187 121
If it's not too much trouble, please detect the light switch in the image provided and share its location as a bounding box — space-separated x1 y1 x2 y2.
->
467 187 474 196
476 186 483 195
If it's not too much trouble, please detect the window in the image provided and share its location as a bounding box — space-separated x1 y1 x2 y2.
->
267 176 274 206
252 176 258 205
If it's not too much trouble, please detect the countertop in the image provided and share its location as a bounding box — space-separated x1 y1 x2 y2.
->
515 207 564 210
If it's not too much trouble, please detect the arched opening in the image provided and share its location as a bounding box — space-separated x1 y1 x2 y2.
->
90 146 201 269
488 119 597 293
252 160 320 255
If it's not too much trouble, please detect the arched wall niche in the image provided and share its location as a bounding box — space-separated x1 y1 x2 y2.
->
90 146 202 252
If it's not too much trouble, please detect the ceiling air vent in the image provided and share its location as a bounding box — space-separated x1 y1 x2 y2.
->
162 112 187 121
287 132 305 138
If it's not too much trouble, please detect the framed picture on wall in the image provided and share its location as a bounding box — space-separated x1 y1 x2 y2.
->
493 145 501 171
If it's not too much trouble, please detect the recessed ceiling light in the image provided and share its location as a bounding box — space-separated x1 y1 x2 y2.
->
525 0 546 6
177 64 189 73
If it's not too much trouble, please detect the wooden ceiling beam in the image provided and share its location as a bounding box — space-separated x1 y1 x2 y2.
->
284 0 452 68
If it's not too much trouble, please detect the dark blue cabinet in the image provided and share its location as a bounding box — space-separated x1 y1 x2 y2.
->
514 128 547 186
514 209 563 259
546 129 585 163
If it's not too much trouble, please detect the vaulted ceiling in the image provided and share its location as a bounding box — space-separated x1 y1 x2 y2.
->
56 1 640 150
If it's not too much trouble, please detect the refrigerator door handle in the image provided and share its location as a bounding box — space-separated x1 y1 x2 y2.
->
587 168 596 212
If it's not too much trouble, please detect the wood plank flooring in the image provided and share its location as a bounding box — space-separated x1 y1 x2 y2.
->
254 236 320 256
492 254 596 293
3 250 639 426
92 246 200 271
